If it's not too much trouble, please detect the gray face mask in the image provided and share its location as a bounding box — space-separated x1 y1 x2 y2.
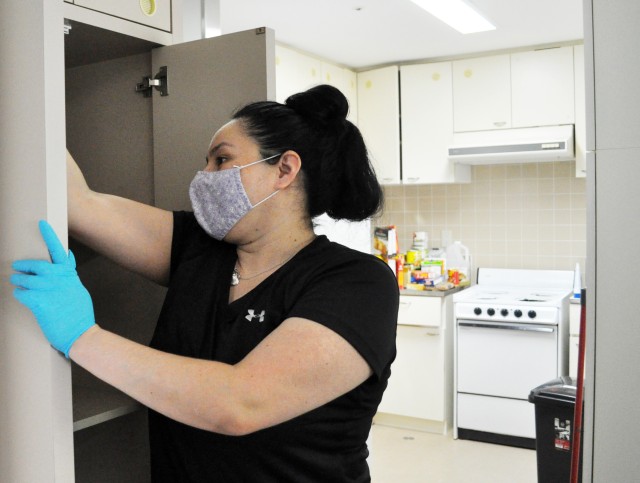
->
189 154 281 240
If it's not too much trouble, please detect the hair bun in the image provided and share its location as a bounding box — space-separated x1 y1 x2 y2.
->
285 84 349 129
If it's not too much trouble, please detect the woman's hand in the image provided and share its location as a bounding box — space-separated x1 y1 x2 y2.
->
11 220 96 358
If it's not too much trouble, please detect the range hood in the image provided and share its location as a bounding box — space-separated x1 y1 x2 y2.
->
448 125 574 165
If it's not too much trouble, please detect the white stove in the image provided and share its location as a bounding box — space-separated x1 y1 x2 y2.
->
454 287 570 324
453 268 574 448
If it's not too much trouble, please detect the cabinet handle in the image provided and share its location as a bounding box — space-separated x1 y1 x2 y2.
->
493 121 507 127
406 177 420 182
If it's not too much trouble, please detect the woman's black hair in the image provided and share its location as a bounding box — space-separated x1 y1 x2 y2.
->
231 84 383 222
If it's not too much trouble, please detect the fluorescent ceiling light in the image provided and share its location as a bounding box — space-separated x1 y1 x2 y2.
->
409 0 496 34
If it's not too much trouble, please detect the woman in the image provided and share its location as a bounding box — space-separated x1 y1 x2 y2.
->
11 85 399 482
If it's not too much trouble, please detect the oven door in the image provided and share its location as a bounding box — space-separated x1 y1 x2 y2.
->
457 319 558 399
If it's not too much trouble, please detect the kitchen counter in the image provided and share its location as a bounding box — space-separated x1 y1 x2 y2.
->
400 285 467 298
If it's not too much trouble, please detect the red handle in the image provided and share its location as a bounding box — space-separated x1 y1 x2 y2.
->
570 289 587 483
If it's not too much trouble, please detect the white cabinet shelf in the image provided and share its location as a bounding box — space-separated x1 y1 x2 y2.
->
72 366 142 432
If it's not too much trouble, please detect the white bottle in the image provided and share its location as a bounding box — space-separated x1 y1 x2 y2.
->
446 241 470 280
573 263 582 300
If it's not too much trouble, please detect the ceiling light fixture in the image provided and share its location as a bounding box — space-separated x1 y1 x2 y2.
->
409 0 496 34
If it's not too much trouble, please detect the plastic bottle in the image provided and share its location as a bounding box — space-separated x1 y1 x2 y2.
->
573 262 582 300
445 241 471 285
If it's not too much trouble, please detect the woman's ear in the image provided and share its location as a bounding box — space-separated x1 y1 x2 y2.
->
275 150 302 189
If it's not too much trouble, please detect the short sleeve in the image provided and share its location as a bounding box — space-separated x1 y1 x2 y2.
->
287 256 399 378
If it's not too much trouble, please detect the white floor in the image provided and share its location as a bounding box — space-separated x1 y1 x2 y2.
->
367 424 538 483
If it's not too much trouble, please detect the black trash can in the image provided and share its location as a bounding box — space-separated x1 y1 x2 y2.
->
528 376 581 483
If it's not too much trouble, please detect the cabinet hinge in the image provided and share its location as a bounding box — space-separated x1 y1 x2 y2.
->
255 27 266 35
135 66 169 97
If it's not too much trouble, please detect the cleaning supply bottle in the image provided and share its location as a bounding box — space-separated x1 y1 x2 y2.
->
573 262 582 300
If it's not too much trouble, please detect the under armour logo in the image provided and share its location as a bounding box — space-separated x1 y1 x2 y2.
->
245 309 265 323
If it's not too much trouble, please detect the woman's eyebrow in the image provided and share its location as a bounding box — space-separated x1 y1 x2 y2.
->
209 142 234 158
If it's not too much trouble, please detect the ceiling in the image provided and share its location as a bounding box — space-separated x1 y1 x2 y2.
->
219 0 584 71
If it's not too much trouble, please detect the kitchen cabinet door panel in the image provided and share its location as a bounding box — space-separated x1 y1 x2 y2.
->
453 54 511 132
321 61 358 123
378 325 444 421
152 28 276 210
511 46 575 128
401 63 470 184
275 45 322 103
357 66 401 184
574 44 587 177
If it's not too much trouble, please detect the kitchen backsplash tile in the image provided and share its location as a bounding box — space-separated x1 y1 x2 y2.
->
373 161 586 279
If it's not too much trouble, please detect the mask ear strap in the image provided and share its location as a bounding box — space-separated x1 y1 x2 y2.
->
251 189 280 209
235 153 282 170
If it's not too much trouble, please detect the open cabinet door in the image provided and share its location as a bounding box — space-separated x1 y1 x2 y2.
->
151 28 276 211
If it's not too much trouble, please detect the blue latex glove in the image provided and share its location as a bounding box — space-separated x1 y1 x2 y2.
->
11 220 96 358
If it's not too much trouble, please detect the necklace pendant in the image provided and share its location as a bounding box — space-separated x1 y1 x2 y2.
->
231 269 240 286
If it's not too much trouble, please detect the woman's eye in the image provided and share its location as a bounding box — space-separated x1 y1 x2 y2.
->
215 156 228 166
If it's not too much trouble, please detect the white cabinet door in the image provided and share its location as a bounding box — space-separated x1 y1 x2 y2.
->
378 325 444 421
275 44 322 103
321 61 358 123
453 54 511 132
511 46 575 128
357 66 401 184
401 63 470 184
74 0 172 31
574 44 587 177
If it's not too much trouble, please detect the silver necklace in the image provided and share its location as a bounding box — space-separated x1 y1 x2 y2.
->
230 252 295 286
231 236 315 286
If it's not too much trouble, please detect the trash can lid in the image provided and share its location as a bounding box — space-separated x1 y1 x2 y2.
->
528 376 577 406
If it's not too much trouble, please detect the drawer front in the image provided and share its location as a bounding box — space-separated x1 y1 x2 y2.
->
398 295 442 327
457 393 535 438
75 0 172 32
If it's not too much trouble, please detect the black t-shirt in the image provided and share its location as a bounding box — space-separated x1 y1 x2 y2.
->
148 211 399 482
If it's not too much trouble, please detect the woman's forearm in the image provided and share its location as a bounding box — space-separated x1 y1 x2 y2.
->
69 326 244 435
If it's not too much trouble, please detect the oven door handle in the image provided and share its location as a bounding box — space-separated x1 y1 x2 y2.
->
458 321 555 333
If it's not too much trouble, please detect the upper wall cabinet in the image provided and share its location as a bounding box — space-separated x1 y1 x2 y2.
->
275 45 358 122
574 45 587 178
401 63 470 184
357 66 401 184
511 46 575 127
275 45 322 103
64 0 175 45
453 54 511 132
320 61 358 123
453 47 576 133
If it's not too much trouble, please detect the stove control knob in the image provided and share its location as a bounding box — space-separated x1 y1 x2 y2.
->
528 310 537 319
514 310 523 318
474 307 482 315
501 309 509 317
487 308 495 316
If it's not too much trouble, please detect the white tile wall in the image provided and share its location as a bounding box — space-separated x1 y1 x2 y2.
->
373 161 586 280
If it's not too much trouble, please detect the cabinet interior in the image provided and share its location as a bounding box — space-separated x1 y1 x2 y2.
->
65 19 165 480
